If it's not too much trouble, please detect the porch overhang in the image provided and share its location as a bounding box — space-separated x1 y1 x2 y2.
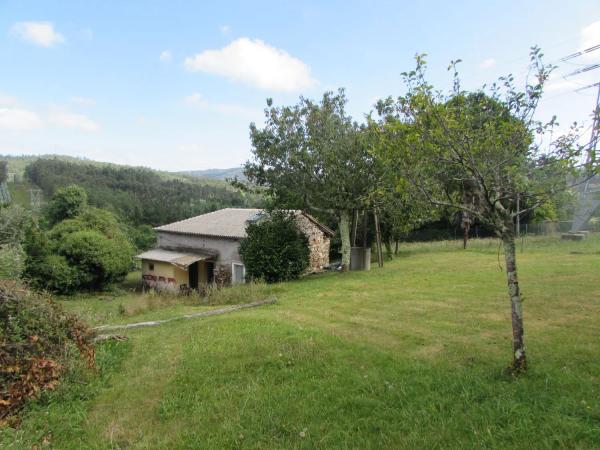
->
136 248 215 270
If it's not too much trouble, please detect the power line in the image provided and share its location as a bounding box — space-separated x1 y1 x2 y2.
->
566 63 600 77
560 44 600 62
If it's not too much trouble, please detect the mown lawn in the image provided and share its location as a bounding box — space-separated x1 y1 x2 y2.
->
2 235 600 449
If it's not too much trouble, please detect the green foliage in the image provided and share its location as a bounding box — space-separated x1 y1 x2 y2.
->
532 200 558 222
0 161 7 183
0 205 30 246
0 245 25 279
46 185 88 226
127 224 156 251
58 230 131 289
239 212 309 283
26 158 258 226
23 188 133 294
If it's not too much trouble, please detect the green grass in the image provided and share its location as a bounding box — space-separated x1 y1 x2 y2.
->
3 235 600 449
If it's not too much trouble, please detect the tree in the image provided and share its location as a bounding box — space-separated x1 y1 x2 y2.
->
23 189 133 293
239 211 309 283
371 49 597 371
245 90 375 271
46 184 88 226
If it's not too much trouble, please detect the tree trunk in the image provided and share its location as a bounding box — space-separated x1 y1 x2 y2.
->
502 230 527 371
385 240 392 260
373 209 384 267
339 210 351 272
351 209 359 247
394 240 399 255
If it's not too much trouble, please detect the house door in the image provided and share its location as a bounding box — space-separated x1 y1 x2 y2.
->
206 262 214 283
189 262 199 289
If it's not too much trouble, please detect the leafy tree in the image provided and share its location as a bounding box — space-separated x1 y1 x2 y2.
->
46 184 88 226
23 188 133 293
245 90 375 271
371 49 597 371
239 212 309 283
58 230 131 289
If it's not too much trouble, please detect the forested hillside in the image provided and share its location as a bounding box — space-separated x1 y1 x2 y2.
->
180 167 245 180
25 158 260 226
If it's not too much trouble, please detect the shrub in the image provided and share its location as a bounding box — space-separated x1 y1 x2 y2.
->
0 281 95 424
0 244 26 280
58 230 132 290
46 185 88 226
23 198 133 293
239 211 309 283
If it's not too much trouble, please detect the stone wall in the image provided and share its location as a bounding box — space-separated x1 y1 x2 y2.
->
295 214 331 272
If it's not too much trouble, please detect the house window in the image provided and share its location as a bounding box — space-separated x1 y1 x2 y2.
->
232 262 245 284
149 263 154 271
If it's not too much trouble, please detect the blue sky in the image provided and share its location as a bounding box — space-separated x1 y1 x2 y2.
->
1 0 599 171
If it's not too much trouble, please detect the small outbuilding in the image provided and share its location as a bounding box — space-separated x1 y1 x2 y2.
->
137 208 333 291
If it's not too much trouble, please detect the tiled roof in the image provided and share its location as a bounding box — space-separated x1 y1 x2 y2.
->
154 208 263 239
154 208 334 239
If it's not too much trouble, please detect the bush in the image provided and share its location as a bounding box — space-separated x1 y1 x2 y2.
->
0 244 25 280
58 230 131 289
239 211 309 283
0 281 94 424
23 189 134 293
46 185 88 226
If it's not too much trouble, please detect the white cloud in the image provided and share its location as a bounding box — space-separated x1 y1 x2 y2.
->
48 111 99 132
12 21 65 47
220 25 231 35
0 108 43 131
159 50 172 63
480 58 496 69
184 37 317 92
184 92 260 117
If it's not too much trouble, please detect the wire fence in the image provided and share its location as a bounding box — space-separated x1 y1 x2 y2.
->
523 220 600 235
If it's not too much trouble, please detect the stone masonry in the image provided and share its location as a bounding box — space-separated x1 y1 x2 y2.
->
295 214 331 272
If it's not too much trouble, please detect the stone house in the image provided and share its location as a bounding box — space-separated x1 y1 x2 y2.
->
136 208 333 291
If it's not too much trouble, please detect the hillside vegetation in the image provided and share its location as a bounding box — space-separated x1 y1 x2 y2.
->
24 158 260 226
3 236 599 448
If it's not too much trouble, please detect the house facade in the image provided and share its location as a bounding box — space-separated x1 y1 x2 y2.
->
137 208 333 291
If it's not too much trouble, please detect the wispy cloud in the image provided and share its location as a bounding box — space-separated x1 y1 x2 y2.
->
48 109 99 132
0 108 43 131
479 58 496 69
12 21 65 47
220 25 231 35
159 50 172 63
184 37 317 92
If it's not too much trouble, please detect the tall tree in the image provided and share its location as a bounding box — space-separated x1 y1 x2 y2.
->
245 90 375 271
372 48 597 371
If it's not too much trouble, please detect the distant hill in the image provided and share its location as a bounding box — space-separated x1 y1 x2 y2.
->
180 167 245 181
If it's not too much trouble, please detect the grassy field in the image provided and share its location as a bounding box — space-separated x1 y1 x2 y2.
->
2 235 600 449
